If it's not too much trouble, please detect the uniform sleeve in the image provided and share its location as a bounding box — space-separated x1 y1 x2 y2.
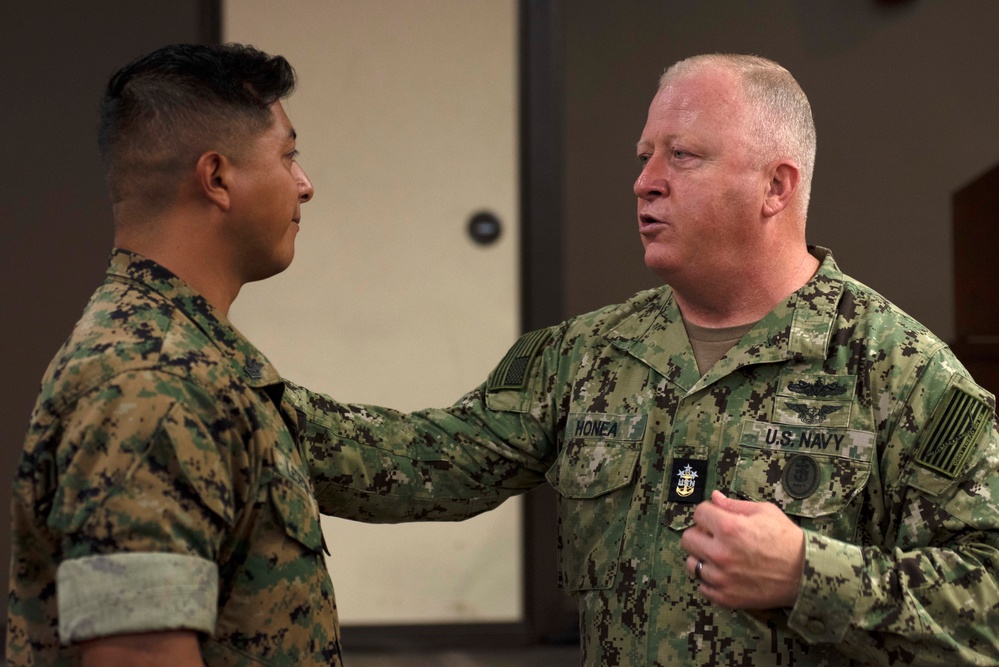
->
287 384 551 521
285 329 564 522
48 370 233 643
788 352 999 665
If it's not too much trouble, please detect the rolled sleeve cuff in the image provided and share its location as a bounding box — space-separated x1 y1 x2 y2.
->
57 552 218 644
787 531 863 644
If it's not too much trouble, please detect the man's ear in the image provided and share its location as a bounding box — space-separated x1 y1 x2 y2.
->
196 151 232 211
762 161 800 218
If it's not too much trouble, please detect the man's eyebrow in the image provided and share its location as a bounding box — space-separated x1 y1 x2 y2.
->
289 128 297 141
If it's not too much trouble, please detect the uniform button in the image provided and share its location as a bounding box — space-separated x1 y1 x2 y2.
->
806 619 826 635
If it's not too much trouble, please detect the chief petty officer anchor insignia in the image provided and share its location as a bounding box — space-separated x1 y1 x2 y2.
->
668 458 709 504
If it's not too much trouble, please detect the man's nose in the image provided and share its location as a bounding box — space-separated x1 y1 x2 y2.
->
634 162 667 200
296 163 315 203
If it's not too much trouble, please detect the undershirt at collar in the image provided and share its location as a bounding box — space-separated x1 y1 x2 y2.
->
683 318 758 376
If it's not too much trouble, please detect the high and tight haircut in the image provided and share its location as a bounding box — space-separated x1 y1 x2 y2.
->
660 54 817 211
98 43 296 206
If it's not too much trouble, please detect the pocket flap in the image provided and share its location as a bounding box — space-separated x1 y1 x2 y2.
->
269 474 323 553
546 441 641 499
733 421 874 518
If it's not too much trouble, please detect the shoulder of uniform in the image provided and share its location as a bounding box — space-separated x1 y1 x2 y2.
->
833 271 951 363
484 286 669 395
38 282 222 411
834 277 997 489
836 271 925 328
487 328 558 392
567 285 671 337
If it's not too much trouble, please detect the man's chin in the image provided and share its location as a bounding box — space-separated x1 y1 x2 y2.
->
643 251 675 283
246 252 295 284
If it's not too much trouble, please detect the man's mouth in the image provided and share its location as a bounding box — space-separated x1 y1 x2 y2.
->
639 213 664 229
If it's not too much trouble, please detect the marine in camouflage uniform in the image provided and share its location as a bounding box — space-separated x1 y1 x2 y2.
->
6 250 345 666
4 42 384 665
293 246 999 665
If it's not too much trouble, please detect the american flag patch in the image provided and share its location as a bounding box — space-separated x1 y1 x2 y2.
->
915 387 992 479
487 329 552 391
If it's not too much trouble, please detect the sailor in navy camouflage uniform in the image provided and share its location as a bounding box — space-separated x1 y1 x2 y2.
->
292 54 999 666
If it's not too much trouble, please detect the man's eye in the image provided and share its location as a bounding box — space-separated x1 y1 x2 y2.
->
672 149 690 159
637 154 650 165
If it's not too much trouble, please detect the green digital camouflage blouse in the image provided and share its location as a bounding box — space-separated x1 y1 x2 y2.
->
295 248 999 666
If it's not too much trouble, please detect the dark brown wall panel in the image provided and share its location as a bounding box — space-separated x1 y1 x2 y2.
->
0 1 217 647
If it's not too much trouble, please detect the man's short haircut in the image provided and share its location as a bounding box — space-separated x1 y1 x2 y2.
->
660 54 817 211
98 43 296 207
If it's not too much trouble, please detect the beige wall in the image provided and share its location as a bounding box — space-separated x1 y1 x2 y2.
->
224 0 523 624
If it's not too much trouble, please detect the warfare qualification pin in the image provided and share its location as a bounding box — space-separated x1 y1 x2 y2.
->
667 458 708 504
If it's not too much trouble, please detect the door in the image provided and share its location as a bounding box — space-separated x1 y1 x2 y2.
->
224 0 522 626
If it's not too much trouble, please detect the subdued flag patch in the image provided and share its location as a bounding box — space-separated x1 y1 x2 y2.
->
487 328 553 391
915 386 992 479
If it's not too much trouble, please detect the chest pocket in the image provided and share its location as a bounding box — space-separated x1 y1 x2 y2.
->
731 421 874 540
546 415 644 592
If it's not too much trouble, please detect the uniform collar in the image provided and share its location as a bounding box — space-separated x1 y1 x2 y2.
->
106 248 283 390
605 247 844 394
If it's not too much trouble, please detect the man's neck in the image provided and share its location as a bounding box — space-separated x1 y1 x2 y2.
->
673 246 820 328
114 208 240 316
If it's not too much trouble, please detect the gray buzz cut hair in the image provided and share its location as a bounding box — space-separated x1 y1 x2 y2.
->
660 54 817 210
